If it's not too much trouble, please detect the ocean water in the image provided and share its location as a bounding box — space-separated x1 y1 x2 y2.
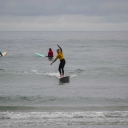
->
0 31 128 128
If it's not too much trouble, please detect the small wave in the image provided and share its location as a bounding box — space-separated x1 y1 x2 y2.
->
22 69 45 75
0 69 46 76
1 111 128 119
0 96 65 107
0 96 34 103
46 72 77 79
14 69 46 75
75 69 85 73
0 111 128 126
46 72 60 79
46 72 60 78
70 74 77 78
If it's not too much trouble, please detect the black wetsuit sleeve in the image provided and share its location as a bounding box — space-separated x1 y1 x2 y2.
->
57 45 62 52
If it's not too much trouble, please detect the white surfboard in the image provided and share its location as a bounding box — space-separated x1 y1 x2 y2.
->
2 52 7 57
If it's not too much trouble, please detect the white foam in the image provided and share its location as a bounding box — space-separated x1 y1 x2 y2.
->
2 111 128 119
0 111 128 126
70 74 77 78
46 72 77 79
46 72 60 78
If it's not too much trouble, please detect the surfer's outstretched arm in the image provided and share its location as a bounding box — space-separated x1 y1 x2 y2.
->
51 58 57 65
57 44 62 52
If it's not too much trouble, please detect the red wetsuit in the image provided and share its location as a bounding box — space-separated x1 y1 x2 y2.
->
48 50 53 57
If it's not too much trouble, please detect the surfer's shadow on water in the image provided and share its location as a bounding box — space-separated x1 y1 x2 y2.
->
47 57 54 61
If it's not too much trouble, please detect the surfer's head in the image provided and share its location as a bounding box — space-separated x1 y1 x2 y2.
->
57 49 60 53
49 48 52 51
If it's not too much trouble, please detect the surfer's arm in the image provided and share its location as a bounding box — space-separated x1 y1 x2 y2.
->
57 44 62 52
51 58 57 65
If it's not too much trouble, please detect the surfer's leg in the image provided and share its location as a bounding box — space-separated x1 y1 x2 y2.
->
62 69 64 76
58 62 62 75
61 59 66 75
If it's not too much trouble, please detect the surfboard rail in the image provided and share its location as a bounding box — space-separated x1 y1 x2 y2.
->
59 76 70 80
59 76 70 83
35 52 45 57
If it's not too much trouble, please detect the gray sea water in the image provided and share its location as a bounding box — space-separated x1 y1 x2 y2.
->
0 31 128 128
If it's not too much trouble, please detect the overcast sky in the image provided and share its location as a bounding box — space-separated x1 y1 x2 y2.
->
0 0 128 31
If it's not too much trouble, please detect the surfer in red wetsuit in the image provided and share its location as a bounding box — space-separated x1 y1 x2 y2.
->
48 48 54 57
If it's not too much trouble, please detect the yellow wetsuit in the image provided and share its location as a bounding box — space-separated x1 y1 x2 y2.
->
56 51 64 60
56 51 65 75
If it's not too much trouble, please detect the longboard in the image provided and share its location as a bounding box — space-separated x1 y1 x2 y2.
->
1 52 7 57
35 53 45 57
59 76 70 80
59 76 70 83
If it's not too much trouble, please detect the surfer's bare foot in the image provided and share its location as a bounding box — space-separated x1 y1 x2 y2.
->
60 75 64 78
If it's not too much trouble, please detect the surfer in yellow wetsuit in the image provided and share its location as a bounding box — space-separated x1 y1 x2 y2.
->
51 44 66 78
